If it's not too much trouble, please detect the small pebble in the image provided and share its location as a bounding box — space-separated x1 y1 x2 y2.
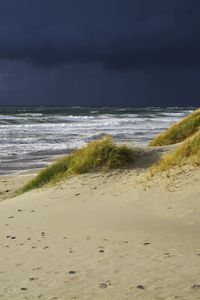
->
21 288 27 291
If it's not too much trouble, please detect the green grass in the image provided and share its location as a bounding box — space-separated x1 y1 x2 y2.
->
149 129 200 176
19 136 138 193
149 108 200 146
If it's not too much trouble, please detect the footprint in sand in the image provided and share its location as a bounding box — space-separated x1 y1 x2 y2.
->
29 277 37 281
68 270 76 275
6 236 16 240
98 246 105 253
32 267 41 271
137 285 145 290
99 280 111 288
99 283 107 288
143 240 151 246
163 252 173 258
191 285 200 290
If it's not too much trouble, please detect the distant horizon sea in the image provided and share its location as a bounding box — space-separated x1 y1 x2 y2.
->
0 106 195 175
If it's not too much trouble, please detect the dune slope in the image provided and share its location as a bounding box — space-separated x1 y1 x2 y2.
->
0 165 200 300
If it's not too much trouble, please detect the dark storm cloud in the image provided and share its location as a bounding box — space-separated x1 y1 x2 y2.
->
0 0 200 70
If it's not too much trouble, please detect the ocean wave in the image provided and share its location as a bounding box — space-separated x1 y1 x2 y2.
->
0 106 194 174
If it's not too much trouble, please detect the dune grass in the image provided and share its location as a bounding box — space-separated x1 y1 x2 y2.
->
149 108 200 146
19 136 138 193
149 129 200 176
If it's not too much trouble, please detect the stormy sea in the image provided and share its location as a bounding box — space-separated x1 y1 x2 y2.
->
0 106 194 174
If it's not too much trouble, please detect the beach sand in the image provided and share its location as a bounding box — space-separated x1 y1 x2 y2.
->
0 151 200 299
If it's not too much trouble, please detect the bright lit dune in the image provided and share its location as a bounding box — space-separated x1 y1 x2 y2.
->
149 129 200 175
19 136 138 193
149 108 200 146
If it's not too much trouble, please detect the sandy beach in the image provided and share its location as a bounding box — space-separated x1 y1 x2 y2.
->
0 147 200 300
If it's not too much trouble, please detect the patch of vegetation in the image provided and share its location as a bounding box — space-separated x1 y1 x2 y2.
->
149 129 200 176
149 108 200 146
19 136 138 193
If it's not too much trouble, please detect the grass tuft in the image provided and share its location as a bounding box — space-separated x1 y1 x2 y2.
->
18 136 137 193
149 129 200 176
149 108 200 146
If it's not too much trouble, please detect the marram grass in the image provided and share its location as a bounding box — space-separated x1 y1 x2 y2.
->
19 136 137 193
149 129 200 176
149 108 200 146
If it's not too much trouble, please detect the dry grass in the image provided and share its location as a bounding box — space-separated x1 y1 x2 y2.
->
18 136 138 193
149 108 200 146
149 129 200 176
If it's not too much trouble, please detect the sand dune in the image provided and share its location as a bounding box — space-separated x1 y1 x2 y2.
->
0 163 200 299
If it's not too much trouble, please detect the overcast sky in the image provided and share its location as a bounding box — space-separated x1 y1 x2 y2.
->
0 0 199 107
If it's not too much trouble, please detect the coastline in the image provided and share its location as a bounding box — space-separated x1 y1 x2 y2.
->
0 146 200 299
